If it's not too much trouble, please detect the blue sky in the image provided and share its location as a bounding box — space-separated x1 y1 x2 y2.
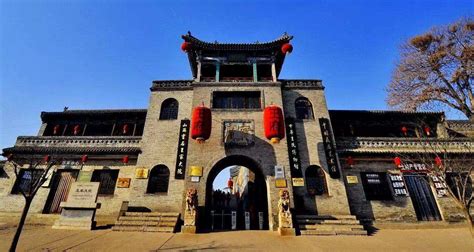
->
1 0 472 150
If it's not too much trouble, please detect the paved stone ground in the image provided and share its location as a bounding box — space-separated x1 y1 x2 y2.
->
0 225 473 251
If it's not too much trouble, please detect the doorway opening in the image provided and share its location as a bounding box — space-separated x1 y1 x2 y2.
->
43 170 78 214
404 174 442 221
205 155 268 231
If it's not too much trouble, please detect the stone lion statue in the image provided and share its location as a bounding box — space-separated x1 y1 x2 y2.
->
186 188 198 216
278 189 291 220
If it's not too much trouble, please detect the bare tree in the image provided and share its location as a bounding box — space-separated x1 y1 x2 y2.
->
7 155 58 252
387 18 474 120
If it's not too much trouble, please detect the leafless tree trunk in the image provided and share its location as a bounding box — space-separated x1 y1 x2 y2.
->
8 158 57 252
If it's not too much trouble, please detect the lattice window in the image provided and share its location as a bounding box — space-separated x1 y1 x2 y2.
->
295 97 314 120
91 169 119 195
305 165 327 196
361 172 393 200
159 98 179 120
11 169 44 194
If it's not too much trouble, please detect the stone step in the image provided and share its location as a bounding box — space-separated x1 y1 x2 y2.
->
112 225 174 232
335 230 368 236
124 212 179 217
300 229 367 236
300 230 337 236
321 219 360 225
115 220 177 227
118 216 178 222
299 224 364 231
295 215 357 220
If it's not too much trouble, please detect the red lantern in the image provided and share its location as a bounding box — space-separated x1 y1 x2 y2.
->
122 155 129 164
81 155 88 163
227 178 233 188
191 105 212 142
393 157 402 167
346 156 355 166
281 43 293 54
73 125 81 135
401 126 408 136
53 125 61 135
435 156 442 167
122 124 129 135
263 105 285 143
424 126 431 136
181 42 192 52
43 155 51 163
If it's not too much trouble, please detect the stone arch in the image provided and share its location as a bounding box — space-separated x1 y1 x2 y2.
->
203 155 269 231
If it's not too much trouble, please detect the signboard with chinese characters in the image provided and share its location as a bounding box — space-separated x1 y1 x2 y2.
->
398 163 430 173
175 119 190 179
190 166 203 177
223 120 254 147
274 165 285 179
285 118 303 179
292 178 304 187
319 118 341 178
430 175 448 197
275 179 287 188
389 174 408 196
117 178 131 188
135 168 149 179
66 182 100 207
346 175 359 184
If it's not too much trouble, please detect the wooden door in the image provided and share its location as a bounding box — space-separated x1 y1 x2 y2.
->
404 175 442 221
43 170 78 214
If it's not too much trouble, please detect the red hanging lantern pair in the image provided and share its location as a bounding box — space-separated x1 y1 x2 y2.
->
263 105 285 143
393 157 402 167
73 125 81 135
434 156 442 167
122 155 129 164
424 126 431 136
401 126 408 136
43 155 51 163
122 124 129 135
191 105 212 143
81 155 88 163
53 125 61 135
346 156 355 167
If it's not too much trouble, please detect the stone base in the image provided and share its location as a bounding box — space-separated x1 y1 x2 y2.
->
278 227 296 236
52 207 96 230
181 225 196 234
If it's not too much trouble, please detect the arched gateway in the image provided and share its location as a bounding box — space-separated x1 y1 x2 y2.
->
204 155 269 231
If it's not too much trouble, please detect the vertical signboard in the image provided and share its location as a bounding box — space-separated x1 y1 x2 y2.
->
175 119 190 179
285 118 303 182
319 118 341 178
231 211 237 230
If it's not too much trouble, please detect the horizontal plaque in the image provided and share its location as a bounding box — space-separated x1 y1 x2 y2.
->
135 168 149 179
346 175 359 184
275 179 287 188
292 178 304 187
190 166 203 177
117 178 131 188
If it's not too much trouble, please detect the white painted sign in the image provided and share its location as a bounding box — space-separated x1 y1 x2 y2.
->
275 165 285 179
258 212 264 230
231 211 237 230
245 211 250 230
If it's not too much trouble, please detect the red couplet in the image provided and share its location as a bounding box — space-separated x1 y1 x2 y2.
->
263 105 285 143
191 105 212 142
